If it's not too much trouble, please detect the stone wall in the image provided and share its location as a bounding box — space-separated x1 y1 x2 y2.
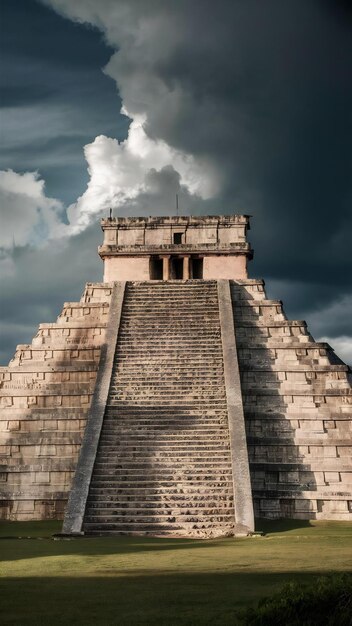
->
103 257 150 282
101 215 249 248
231 279 352 520
0 283 113 520
203 255 247 280
99 215 252 282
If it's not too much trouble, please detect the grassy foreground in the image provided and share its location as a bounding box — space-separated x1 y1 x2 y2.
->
0 520 351 625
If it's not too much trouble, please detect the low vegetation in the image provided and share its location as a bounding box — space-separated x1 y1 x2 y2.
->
0 520 351 625
243 574 352 626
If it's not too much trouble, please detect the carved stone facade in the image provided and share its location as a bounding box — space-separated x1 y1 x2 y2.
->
99 215 252 282
0 215 351 530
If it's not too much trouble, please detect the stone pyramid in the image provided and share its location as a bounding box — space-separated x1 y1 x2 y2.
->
0 215 351 536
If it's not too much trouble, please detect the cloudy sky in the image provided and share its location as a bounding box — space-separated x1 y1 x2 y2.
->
1 0 351 365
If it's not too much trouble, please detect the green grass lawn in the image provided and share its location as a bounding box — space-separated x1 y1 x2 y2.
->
1 520 351 625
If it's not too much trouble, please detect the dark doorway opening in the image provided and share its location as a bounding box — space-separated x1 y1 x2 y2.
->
173 232 183 244
150 258 163 279
192 258 203 279
171 257 183 279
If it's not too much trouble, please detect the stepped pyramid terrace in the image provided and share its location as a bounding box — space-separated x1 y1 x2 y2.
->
0 215 351 537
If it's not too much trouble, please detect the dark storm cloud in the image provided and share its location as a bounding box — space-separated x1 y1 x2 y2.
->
1 0 351 364
43 0 352 280
0 0 129 205
122 0 352 284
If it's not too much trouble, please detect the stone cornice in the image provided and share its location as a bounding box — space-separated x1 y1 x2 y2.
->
99 242 253 258
101 214 251 228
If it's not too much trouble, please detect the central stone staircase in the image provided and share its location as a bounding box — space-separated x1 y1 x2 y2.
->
83 281 236 536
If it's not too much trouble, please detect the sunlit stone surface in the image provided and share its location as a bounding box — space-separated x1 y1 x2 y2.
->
0 215 351 531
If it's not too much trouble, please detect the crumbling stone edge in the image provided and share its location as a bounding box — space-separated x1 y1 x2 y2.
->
61 281 126 534
217 279 255 533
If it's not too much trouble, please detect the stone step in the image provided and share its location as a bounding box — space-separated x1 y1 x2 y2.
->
119 314 220 321
114 346 223 353
89 479 234 488
88 480 233 492
119 314 219 320
97 429 230 437
107 393 226 400
124 286 217 292
85 508 234 518
95 428 229 438
97 425 229 433
93 458 233 468
103 409 227 416
86 497 234 507
111 373 225 379
97 445 230 453
123 289 217 295
118 333 221 340
84 513 235 524
91 467 234 476
122 299 220 304
121 302 218 309
105 401 228 407
112 355 224 360
112 366 224 373
102 414 228 420
98 428 230 437
115 340 223 346
83 520 235 531
115 339 223 345
92 459 233 471
107 396 227 403
123 293 218 298
110 381 225 387
89 481 234 490
118 323 219 329
97 439 230 449
108 382 226 390
111 367 224 373
95 443 232 453
102 415 228 422
82 281 235 535
83 528 236 537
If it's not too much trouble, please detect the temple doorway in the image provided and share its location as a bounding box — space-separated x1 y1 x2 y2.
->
150 258 163 279
192 258 203 279
170 257 183 279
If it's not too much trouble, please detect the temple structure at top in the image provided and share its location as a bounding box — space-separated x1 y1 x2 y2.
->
99 215 253 282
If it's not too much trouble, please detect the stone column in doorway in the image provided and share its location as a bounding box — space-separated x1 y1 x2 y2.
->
183 256 190 280
162 256 170 280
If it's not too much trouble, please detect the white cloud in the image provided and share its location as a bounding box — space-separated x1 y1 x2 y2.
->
0 169 64 248
66 117 219 232
38 1 221 231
